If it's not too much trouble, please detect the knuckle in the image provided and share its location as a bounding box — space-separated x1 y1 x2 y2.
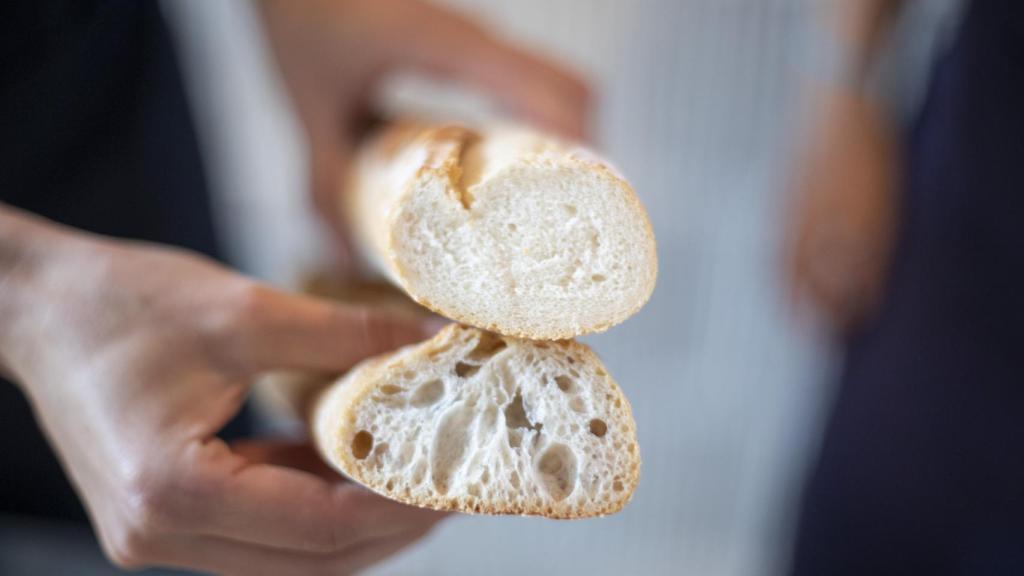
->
123 473 177 535
100 484 171 569
282 523 346 555
311 514 352 554
100 462 224 569
210 282 271 330
344 307 375 356
316 530 348 555
100 512 167 565
203 281 276 368
102 529 150 569
309 489 363 553
227 282 275 332
352 309 411 351
123 466 211 535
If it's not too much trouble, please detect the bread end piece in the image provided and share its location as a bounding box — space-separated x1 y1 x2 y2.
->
313 325 640 518
347 123 658 340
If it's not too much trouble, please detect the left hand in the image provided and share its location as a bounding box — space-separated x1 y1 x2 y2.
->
0 209 448 575
259 0 592 268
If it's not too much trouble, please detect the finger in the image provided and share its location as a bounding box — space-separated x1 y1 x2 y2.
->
189 440 446 553
380 0 591 141
231 439 339 480
332 522 437 575
146 528 436 576
785 186 854 330
234 287 436 373
805 233 862 331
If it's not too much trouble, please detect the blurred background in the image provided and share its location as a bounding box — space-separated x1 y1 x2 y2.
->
1 0 963 574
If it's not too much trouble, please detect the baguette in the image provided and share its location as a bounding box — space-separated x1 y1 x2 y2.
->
313 324 640 518
345 122 658 340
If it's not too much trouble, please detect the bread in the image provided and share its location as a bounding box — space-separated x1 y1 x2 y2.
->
345 122 658 340
313 324 640 518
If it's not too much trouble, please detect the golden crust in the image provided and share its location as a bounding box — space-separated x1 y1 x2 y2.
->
347 121 658 340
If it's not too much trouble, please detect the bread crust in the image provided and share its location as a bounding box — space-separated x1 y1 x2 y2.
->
312 325 640 519
345 122 658 340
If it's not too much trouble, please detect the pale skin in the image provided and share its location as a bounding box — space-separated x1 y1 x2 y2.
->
0 0 588 573
787 0 903 333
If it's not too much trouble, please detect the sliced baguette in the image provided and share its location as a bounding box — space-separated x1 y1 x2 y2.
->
313 324 640 518
345 122 658 340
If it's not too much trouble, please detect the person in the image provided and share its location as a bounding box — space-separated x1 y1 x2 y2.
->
788 0 1023 573
0 0 587 573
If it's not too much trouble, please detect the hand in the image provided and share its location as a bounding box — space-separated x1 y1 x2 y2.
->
260 0 591 267
0 212 445 575
786 87 899 333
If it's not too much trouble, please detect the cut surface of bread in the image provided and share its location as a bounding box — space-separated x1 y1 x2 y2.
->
313 324 640 518
346 122 658 340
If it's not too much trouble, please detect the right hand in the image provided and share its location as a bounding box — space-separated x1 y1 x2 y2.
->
786 86 900 333
0 211 445 575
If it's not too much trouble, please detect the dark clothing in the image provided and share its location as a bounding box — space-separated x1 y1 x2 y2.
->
0 1 217 247
0 1 248 521
791 1 1024 574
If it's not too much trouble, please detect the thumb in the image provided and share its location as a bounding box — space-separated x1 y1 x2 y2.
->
232 287 443 373
380 0 591 141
